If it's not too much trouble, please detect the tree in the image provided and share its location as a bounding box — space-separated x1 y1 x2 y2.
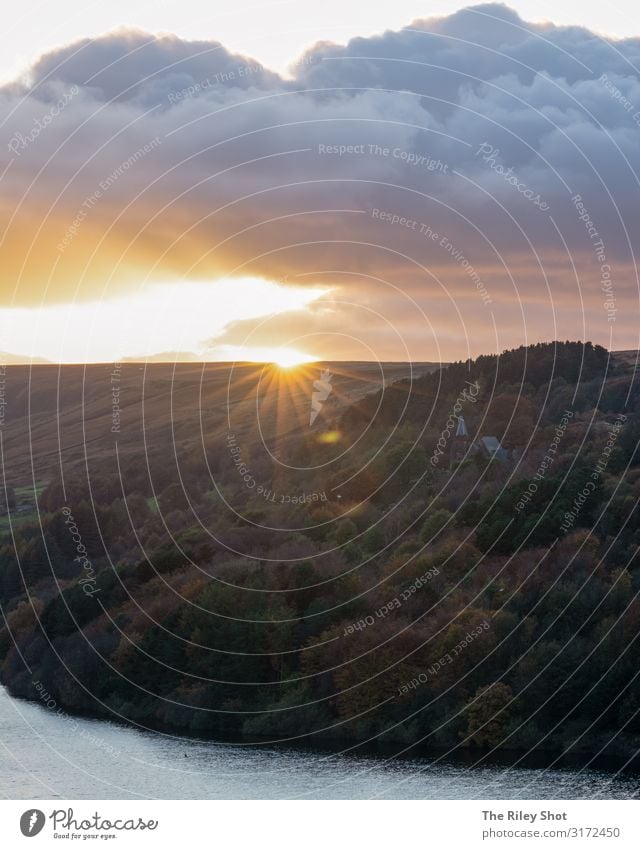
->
463 682 514 748
420 508 452 543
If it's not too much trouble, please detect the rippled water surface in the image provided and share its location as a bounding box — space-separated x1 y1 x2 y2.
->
1 688 638 799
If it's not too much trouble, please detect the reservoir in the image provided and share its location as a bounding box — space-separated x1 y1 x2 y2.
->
1 687 639 799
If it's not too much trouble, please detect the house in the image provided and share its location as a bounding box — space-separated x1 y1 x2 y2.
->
476 435 508 461
448 417 508 468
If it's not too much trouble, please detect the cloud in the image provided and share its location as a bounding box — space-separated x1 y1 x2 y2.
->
1 3 639 357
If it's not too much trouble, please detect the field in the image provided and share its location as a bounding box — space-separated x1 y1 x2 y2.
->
0 361 440 496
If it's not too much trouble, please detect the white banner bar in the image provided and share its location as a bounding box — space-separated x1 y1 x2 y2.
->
0 800 638 848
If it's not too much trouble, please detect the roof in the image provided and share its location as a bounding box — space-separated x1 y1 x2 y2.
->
455 416 468 437
480 436 502 454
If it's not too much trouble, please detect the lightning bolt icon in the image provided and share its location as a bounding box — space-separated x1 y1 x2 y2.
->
310 370 333 425
29 812 38 833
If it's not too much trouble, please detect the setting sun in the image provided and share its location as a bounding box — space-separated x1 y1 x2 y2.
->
270 349 317 368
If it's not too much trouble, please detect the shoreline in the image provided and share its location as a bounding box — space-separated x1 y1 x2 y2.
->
3 684 640 779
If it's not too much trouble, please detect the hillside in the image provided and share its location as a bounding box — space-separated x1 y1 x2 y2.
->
1 342 640 759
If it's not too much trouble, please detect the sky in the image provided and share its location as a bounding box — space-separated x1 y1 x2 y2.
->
1 1 640 363
3 0 640 83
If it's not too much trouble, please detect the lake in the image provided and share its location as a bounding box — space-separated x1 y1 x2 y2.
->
1 687 638 800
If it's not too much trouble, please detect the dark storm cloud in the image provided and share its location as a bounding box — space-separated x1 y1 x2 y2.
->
1 3 639 354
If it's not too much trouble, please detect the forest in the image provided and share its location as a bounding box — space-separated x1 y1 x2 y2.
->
1 340 640 760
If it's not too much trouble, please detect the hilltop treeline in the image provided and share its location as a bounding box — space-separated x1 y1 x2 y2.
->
2 341 640 758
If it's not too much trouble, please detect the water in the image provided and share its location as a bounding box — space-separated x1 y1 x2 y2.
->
0 687 638 799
